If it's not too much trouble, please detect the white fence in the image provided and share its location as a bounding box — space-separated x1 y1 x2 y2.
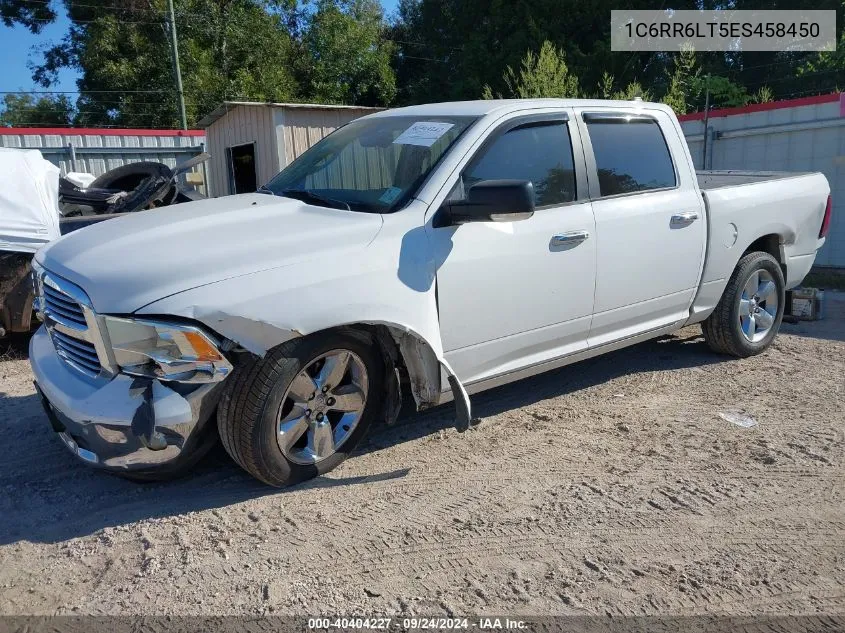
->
0 127 206 179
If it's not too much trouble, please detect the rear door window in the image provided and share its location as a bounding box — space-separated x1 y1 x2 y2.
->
584 117 676 196
462 121 577 207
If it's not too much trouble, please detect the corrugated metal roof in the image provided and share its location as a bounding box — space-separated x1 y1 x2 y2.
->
197 101 383 128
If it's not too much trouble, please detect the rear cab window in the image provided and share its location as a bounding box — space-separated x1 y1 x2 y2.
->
582 114 677 197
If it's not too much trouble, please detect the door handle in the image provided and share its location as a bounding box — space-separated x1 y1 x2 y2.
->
551 230 590 247
670 211 699 228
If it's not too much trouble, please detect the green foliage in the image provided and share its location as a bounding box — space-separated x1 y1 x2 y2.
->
695 75 750 109
613 81 652 101
0 0 56 33
798 4 845 87
661 45 699 115
597 72 615 99
751 86 775 103
0 94 73 126
31 0 305 128
659 47 750 113
2 0 843 127
595 72 652 101
302 0 396 105
11 0 395 128
484 41 579 99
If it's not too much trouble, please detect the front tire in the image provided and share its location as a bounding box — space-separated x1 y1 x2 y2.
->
217 330 384 487
702 251 785 358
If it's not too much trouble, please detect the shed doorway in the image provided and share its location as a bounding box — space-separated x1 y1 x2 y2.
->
227 142 258 194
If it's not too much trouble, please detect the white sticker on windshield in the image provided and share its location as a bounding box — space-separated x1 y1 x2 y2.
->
379 186 403 204
393 121 454 147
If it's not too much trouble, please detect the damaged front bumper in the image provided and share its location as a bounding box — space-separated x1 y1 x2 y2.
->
30 326 224 474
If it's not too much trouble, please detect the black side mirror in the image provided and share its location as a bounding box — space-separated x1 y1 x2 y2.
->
443 180 535 225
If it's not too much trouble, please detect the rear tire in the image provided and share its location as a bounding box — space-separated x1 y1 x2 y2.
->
89 161 172 190
702 251 785 358
217 330 384 487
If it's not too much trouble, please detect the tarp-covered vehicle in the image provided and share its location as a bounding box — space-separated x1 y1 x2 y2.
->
0 148 208 337
0 149 62 338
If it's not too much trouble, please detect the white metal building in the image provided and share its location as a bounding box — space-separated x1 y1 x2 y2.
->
680 93 845 269
198 101 381 198
0 127 206 178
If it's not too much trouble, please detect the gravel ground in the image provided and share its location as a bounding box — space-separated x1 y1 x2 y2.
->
1 295 843 617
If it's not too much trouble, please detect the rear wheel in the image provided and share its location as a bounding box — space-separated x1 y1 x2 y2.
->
702 251 785 358
217 330 384 487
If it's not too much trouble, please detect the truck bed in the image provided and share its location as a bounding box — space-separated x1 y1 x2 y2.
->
697 170 812 190
697 170 828 298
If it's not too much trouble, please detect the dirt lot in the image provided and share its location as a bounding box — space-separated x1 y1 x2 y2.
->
1 296 843 617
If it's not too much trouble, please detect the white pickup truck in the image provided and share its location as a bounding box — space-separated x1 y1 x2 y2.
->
30 99 832 486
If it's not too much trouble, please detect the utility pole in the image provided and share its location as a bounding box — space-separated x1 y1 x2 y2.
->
166 0 188 130
701 74 710 169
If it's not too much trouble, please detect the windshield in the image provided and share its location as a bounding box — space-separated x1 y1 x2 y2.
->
263 115 478 213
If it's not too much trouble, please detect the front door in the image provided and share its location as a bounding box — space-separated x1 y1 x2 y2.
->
431 114 597 385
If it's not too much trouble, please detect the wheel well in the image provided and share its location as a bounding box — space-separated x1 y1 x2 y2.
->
338 323 443 422
744 234 786 276
346 323 411 387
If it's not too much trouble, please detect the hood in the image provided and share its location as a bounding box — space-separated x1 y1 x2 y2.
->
38 193 383 313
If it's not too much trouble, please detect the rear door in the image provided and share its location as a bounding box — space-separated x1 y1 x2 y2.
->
574 109 706 346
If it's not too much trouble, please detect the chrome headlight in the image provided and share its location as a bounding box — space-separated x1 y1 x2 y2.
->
103 316 232 383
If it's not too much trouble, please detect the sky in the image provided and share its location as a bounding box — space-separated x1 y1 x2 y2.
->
1 0 400 96
2 12 78 94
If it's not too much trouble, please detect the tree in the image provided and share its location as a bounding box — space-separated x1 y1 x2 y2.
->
661 45 699 115
3 0 843 126
694 75 750 110
1 0 56 33
5 0 397 127
483 41 579 99
596 72 652 101
0 94 74 127
301 0 396 106
751 86 775 104
798 1 845 92
30 0 302 128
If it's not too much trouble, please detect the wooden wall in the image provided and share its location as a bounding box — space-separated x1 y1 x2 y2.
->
206 104 380 197
206 104 277 197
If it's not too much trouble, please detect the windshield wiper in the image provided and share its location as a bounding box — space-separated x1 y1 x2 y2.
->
256 184 276 195
280 188 350 211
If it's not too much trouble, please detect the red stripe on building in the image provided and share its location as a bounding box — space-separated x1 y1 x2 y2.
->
0 127 205 137
678 92 841 122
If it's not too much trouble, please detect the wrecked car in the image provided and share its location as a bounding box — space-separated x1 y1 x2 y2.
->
59 153 208 217
30 99 831 486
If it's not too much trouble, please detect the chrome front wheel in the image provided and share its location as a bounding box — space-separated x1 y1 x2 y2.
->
218 330 384 487
276 349 369 465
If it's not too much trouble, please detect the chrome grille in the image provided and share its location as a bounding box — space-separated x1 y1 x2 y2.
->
33 266 107 379
43 283 87 328
52 329 101 377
